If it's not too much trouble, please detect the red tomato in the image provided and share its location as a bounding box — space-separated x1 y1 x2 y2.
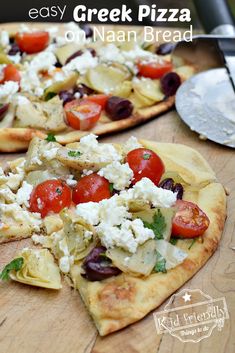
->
172 200 210 238
73 173 111 204
65 99 102 131
137 61 173 79
0 64 21 84
15 31 49 54
126 148 165 185
87 94 109 110
29 180 72 218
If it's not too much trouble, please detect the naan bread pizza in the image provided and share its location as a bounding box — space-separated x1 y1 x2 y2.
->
0 23 194 152
0 135 226 335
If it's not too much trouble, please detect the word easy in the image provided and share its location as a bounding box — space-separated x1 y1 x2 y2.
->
29 5 67 20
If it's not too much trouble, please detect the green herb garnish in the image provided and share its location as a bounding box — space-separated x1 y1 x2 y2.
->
44 91 57 101
109 183 114 193
0 257 24 281
143 209 166 240
143 153 151 160
170 238 178 245
154 252 167 273
45 133 57 142
188 239 196 250
68 150 82 157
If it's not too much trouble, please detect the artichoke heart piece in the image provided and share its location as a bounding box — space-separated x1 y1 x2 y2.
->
133 207 175 241
106 239 157 276
156 239 188 270
10 248 62 289
15 96 67 132
86 64 131 93
60 209 96 261
57 145 121 172
0 52 12 64
55 43 82 65
43 72 79 101
133 78 164 103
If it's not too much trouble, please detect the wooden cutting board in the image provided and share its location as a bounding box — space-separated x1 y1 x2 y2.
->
0 24 234 353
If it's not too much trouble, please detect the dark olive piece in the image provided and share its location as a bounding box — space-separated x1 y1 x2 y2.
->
158 178 174 190
59 90 74 105
82 246 121 281
161 72 181 97
8 43 21 56
173 183 184 200
65 50 83 65
80 24 93 38
156 43 175 55
106 96 134 121
87 48 97 57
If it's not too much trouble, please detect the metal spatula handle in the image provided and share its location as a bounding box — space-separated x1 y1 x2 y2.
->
194 0 235 35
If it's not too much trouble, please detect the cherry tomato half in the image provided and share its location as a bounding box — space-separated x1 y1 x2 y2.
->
73 173 111 204
172 200 210 238
15 31 49 54
0 64 21 84
87 94 109 110
29 180 72 218
137 61 173 79
126 148 165 185
65 99 102 131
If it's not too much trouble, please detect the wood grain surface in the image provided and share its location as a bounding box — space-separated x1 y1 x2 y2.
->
0 24 234 353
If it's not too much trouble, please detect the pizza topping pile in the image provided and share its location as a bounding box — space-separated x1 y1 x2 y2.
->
0 23 195 132
0 135 210 287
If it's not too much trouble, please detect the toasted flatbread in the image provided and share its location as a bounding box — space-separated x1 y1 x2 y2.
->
0 137 226 336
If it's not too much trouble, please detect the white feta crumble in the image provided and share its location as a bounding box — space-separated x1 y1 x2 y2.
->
63 50 98 75
42 146 59 161
32 234 46 245
31 156 43 166
75 202 100 225
0 81 19 104
29 51 57 73
123 136 142 154
120 177 177 208
0 30 9 48
96 218 155 253
74 91 81 99
98 161 133 191
16 181 33 208
0 186 16 203
82 169 93 177
99 196 131 226
8 52 21 64
78 134 122 163
66 175 77 187
37 198 43 210
98 43 125 64
59 255 74 273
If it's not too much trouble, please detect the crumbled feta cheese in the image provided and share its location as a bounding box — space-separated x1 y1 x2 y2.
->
78 134 122 163
84 230 93 240
120 177 177 208
76 202 100 225
0 30 9 48
2 161 25 191
66 175 77 187
42 146 59 161
63 50 98 75
30 51 57 73
16 181 33 208
98 43 125 64
74 92 81 99
0 186 16 203
98 161 133 190
0 81 19 104
59 255 74 273
123 136 142 154
31 156 42 166
99 196 131 226
8 52 21 64
97 218 154 253
32 234 46 245
37 198 43 210
82 169 93 177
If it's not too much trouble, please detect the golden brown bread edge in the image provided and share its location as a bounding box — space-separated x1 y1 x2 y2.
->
0 96 175 152
70 140 227 336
